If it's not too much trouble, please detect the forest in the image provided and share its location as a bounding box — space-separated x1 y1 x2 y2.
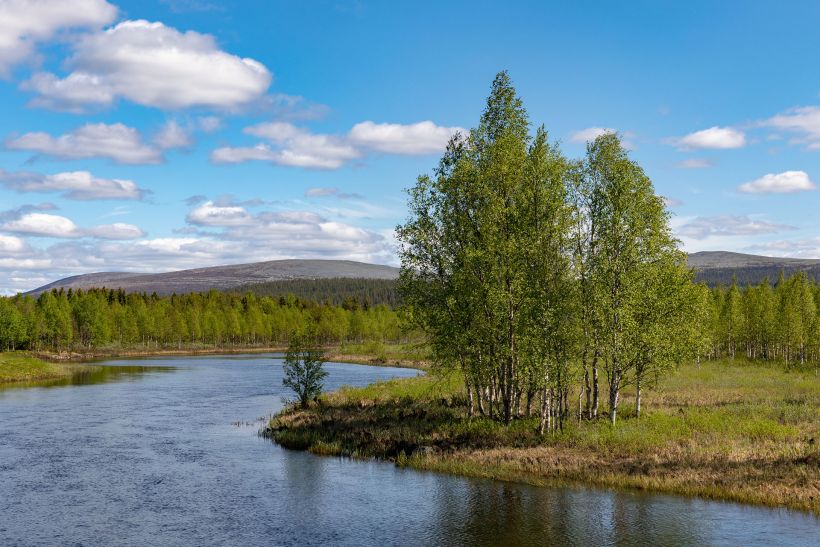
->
0 287 405 352
231 277 399 307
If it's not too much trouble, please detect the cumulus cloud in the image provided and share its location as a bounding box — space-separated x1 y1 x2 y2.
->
675 215 795 240
214 120 463 169
6 122 163 164
214 122 360 169
1 211 144 240
23 19 272 111
569 127 616 143
186 201 253 226
3 213 81 237
85 222 144 239
761 106 820 150
673 126 746 150
0 0 117 77
0 169 146 200
348 121 464 154
153 120 193 149
738 171 816 194
0 234 28 254
675 158 714 169
745 237 820 259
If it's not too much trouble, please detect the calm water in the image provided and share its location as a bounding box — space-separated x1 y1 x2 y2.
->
0 355 816 546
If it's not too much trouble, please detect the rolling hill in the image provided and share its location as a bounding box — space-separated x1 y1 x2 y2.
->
688 251 820 286
26 259 399 296
24 251 820 297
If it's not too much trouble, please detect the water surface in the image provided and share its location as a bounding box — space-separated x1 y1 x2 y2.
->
0 354 816 546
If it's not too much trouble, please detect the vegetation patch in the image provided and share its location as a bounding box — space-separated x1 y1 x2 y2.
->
266 359 820 515
0 352 91 383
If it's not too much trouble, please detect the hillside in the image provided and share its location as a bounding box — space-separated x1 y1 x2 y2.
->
688 251 820 286
24 252 820 296
26 259 399 296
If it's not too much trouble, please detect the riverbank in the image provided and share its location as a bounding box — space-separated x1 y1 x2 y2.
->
0 352 92 384
266 359 820 515
29 341 428 369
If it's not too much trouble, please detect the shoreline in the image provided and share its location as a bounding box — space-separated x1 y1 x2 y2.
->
1 345 426 383
264 362 820 516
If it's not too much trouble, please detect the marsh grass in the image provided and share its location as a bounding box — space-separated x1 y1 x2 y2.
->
0 352 90 383
268 359 820 514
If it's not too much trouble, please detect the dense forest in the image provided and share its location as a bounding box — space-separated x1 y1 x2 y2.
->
700 273 820 367
231 278 399 307
0 287 405 352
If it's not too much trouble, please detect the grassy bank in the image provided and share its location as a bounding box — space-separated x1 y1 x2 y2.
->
325 341 429 370
0 352 92 383
266 359 820 515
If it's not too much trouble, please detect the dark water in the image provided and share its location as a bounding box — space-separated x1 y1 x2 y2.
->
0 355 816 546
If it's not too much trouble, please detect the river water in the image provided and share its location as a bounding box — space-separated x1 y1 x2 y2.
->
0 354 816 546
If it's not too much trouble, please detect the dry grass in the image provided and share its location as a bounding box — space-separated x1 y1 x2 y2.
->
267 359 820 514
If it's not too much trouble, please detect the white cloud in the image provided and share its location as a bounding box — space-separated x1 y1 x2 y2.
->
6 122 162 164
675 158 714 169
215 120 462 169
0 0 117 76
23 19 272 111
196 116 222 133
85 222 144 239
186 201 253 226
674 126 746 150
215 122 360 169
675 215 795 240
154 120 193 149
3 213 80 237
0 169 146 200
569 127 616 144
761 106 820 150
662 197 684 208
745 237 820 259
0 234 28 254
738 171 816 194
348 120 464 154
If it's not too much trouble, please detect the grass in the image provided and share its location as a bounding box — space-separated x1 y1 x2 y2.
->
266 359 820 515
0 352 91 383
325 341 430 369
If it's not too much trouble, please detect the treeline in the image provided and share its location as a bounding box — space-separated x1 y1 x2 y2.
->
0 287 406 352
399 73 699 428
695 265 820 287
231 278 400 308
698 272 820 367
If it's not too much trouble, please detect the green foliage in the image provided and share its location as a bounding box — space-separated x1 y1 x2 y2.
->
0 287 412 352
397 71 694 426
231 277 399 308
283 332 328 408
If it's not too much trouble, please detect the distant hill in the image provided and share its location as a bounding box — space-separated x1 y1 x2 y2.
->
26 259 399 296
24 252 820 297
688 251 820 286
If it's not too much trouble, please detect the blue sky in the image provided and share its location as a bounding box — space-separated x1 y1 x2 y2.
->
2 0 820 294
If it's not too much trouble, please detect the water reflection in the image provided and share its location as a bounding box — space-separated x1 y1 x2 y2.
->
0 364 176 391
0 355 816 546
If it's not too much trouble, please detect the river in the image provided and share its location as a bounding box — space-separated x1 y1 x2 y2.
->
0 354 816 546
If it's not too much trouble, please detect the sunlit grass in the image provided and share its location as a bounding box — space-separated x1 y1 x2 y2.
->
0 352 88 383
268 358 820 513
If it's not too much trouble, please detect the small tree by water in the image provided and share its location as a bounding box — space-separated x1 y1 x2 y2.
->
282 333 328 408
